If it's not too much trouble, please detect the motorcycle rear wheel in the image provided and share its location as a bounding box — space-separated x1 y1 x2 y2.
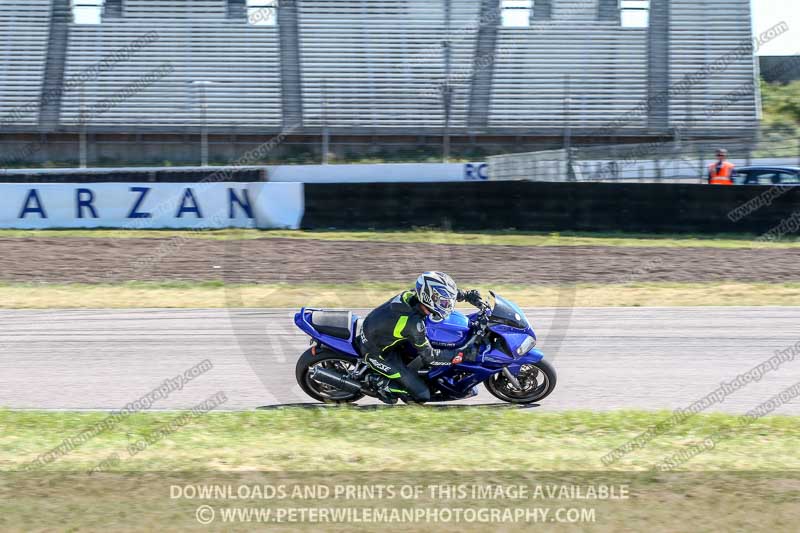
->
484 360 557 404
296 348 365 404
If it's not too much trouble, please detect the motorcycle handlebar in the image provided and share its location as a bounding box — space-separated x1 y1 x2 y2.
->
462 312 491 350
470 306 491 328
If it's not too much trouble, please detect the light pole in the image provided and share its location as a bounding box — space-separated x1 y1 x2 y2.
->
79 81 88 168
441 40 453 163
563 75 575 181
321 79 329 164
191 80 215 166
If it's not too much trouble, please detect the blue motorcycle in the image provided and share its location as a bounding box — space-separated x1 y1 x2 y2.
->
293 291 556 404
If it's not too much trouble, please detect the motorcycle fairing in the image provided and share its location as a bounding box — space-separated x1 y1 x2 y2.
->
294 308 360 357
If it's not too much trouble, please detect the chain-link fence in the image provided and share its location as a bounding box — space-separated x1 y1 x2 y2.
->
488 128 800 183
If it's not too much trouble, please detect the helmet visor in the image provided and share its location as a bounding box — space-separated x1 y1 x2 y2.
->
436 297 455 318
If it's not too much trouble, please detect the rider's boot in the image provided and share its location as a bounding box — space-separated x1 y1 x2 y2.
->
376 386 399 405
367 374 399 405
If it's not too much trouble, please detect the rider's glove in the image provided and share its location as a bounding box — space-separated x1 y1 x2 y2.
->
455 344 480 364
457 289 483 307
423 349 451 366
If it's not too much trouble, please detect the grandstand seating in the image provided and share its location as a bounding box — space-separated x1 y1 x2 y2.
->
669 0 758 128
0 0 760 136
490 0 758 131
492 20 649 129
122 0 226 18
297 0 480 130
59 0 282 129
0 0 52 126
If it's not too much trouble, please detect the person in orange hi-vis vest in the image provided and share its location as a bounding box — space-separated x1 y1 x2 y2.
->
708 148 735 185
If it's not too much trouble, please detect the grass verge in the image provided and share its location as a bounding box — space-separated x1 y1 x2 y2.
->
3 409 799 530
0 281 798 308
0 228 797 248
4 408 800 472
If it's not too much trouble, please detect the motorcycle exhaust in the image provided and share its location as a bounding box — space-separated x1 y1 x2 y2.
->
309 367 363 394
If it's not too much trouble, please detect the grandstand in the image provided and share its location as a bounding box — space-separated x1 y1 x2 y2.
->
0 0 52 127
0 0 760 164
61 2 282 128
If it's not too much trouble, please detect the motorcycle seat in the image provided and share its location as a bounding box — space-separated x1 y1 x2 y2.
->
310 310 353 339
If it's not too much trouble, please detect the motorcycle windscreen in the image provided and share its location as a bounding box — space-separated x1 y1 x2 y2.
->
489 292 530 330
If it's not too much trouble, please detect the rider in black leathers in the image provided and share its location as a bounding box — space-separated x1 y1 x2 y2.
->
358 272 484 404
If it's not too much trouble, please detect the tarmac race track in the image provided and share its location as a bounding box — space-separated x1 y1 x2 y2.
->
0 307 798 413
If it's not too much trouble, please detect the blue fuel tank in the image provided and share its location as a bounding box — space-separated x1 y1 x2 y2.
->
425 310 470 347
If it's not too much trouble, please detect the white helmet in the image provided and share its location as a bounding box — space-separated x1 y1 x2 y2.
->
415 271 458 320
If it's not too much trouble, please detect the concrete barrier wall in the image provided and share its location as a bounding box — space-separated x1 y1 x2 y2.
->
301 181 800 235
0 182 304 229
0 162 489 183
3 180 797 234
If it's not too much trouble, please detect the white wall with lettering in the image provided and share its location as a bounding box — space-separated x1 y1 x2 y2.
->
0 182 304 229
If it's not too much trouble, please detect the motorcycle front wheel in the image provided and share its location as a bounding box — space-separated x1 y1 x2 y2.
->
484 360 557 404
